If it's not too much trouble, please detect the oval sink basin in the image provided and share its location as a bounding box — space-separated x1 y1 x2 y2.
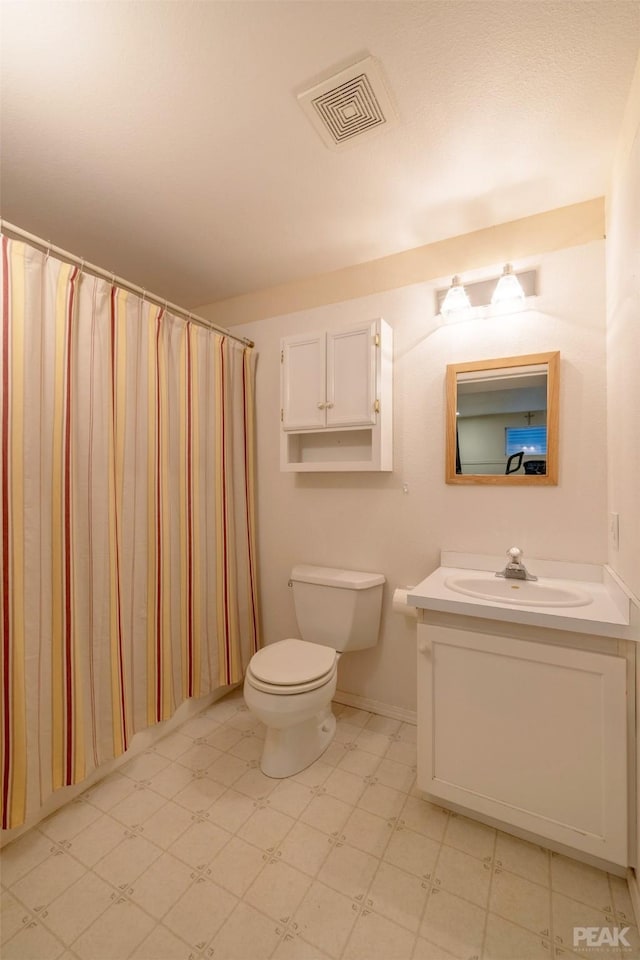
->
444 575 593 607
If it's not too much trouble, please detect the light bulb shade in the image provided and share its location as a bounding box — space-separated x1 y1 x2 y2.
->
440 276 471 316
491 264 525 305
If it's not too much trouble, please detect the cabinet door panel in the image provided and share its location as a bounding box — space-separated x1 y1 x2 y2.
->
282 334 326 431
417 625 628 864
326 324 376 427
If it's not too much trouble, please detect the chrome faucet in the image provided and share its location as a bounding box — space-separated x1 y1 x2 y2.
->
495 547 538 581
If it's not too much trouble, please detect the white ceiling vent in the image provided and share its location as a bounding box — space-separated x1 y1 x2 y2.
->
297 56 398 150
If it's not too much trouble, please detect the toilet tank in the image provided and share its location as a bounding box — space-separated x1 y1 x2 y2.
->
290 565 385 652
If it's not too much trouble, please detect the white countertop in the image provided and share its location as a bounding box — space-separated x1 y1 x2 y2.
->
408 553 636 640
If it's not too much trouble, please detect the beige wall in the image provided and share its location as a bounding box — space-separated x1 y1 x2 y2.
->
234 240 608 713
606 52 640 599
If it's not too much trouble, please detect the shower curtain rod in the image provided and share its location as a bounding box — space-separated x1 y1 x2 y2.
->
0 219 255 349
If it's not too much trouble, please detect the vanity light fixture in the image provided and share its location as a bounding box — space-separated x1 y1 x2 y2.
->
436 266 536 318
491 263 525 305
439 275 472 317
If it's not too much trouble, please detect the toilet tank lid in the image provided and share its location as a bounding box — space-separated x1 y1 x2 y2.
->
291 564 385 590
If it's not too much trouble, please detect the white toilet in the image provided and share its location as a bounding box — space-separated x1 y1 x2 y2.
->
243 564 385 778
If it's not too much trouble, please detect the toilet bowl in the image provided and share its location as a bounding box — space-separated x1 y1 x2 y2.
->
244 638 338 778
243 565 385 779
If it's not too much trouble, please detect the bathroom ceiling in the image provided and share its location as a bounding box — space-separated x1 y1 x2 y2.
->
1 1 639 312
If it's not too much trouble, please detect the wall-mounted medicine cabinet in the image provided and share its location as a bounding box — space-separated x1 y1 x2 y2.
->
280 318 392 472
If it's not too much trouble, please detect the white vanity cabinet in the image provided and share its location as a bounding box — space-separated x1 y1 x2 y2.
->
417 619 629 866
280 319 392 471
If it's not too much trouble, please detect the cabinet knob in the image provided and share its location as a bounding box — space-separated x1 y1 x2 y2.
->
418 639 429 654
325 402 334 409
317 402 326 409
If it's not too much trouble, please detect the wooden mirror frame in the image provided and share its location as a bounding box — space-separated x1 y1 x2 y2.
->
445 351 560 485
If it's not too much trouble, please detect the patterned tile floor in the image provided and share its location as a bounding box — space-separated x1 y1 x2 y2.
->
1 688 637 960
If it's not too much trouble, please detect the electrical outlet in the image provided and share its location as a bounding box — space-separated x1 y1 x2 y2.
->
609 512 620 550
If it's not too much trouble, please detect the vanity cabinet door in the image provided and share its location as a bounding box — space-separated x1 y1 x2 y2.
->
417 624 628 865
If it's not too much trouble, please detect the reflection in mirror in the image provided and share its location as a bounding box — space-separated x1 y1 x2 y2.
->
446 352 559 485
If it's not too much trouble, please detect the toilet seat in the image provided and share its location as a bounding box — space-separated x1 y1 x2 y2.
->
246 638 337 696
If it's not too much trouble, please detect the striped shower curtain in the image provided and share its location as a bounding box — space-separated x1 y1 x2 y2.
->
1 236 259 830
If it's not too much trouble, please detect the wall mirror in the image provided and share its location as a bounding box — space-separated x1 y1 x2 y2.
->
446 352 560 485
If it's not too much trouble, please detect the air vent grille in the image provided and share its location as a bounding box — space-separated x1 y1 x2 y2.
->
298 56 398 150
312 73 385 143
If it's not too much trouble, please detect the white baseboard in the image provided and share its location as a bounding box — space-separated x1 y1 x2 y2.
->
333 689 416 725
627 868 640 927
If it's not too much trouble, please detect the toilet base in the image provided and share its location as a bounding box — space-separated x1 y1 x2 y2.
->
260 706 336 779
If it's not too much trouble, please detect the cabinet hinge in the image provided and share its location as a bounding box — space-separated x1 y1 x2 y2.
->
374 399 380 413
280 408 284 422
374 333 380 347
280 350 284 363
